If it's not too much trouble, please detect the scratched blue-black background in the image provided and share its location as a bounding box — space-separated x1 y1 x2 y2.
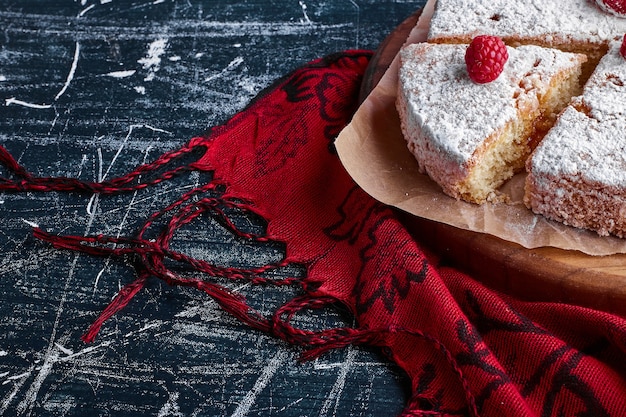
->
0 1 425 416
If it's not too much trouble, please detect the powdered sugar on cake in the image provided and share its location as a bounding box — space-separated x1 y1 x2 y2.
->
529 41 626 185
428 0 626 47
399 43 512 166
396 0 626 237
397 42 585 202
400 43 582 163
525 41 626 237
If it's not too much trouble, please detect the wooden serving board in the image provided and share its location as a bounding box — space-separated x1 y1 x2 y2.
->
360 9 626 316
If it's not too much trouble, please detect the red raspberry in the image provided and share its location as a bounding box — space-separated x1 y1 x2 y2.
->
595 0 626 17
465 35 509 84
621 34 626 59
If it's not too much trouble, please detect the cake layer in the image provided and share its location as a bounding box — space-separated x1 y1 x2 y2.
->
525 40 626 237
427 0 626 50
426 0 626 78
397 42 586 203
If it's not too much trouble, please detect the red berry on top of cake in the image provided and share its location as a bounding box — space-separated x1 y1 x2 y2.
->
465 35 509 84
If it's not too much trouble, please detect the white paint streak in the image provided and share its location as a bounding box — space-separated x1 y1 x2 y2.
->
96 146 104 182
277 398 304 412
15 351 59 415
299 1 312 24
7 372 31 381
21 219 40 229
54 343 74 356
48 112 61 134
100 125 134 181
138 39 168 81
134 86 146 94
204 56 244 82
318 347 357 417
157 392 184 417
0 366 34 415
106 70 136 78
54 41 80 101
6 41 80 109
313 360 382 370
86 147 103 216
86 193 99 216
123 322 161 339
348 0 360 49
229 350 289 417
5 98 52 109
143 124 173 135
0 75 6 82
92 267 107 295
58 342 112 362
76 154 88 178
78 4 96 18
226 57 244 71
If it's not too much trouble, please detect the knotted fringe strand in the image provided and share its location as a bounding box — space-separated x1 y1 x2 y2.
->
1 144 479 417
81 272 149 343
0 141 294 340
0 142 201 194
0 146 31 178
31 188 300 341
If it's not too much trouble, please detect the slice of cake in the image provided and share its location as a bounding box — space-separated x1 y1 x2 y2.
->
396 42 586 203
426 0 626 77
525 40 626 237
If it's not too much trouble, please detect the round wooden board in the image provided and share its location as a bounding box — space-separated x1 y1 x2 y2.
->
360 9 626 316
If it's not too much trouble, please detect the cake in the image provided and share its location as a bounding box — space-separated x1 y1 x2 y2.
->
396 42 586 203
426 0 626 77
394 0 626 238
525 40 626 237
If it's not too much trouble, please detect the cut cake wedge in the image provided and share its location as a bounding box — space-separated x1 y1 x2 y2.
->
396 42 586 203
525 40 626 237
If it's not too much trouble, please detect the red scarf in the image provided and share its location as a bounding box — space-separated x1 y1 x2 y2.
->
2 51 626 417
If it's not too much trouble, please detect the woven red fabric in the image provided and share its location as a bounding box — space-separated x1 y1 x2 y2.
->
3 51 626 416
188 51 626 416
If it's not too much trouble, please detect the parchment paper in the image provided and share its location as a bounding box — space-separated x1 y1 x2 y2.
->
335 0 626 256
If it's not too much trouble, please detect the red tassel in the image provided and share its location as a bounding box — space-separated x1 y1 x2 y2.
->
0 143 202 195
81 273 149 343
0 146 31 178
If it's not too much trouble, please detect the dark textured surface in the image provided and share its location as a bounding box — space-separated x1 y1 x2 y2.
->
0 1 425 416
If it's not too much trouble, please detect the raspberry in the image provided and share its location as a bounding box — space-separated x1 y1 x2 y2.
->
595 0 626 17
465 35 509 84
622 34 626 59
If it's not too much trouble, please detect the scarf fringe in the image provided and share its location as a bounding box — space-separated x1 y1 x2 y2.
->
0 139 479 416
0 141 200 194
